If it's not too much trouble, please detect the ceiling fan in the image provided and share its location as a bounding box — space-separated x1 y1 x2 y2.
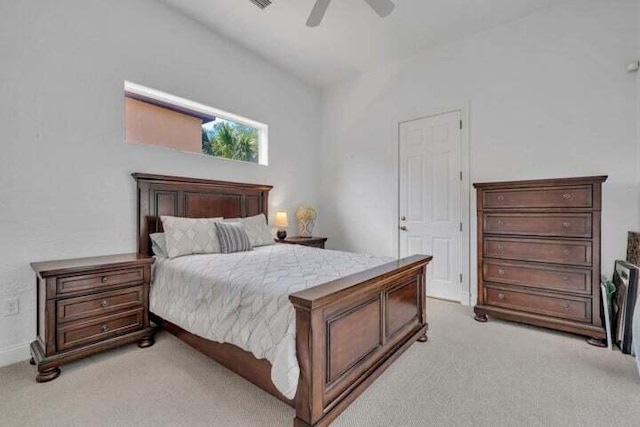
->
306 0 396 27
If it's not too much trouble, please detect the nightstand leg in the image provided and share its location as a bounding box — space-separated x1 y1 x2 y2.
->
36 367 60 383
29 357 35 366
138 337 155 348
417 333 428 343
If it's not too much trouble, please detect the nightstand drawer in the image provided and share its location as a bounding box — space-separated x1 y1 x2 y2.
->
56 268 144 296
304 241 325 249
57 286 145 324
57 308 144 351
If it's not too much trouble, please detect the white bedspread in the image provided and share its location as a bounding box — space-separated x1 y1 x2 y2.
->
151 244 391 399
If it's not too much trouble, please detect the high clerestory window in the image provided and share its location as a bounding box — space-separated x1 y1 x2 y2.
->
124 81 268 165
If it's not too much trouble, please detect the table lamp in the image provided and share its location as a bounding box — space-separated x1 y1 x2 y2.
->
274 212 289 241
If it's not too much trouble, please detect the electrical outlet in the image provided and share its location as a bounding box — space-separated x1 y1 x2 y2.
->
2 297 19 316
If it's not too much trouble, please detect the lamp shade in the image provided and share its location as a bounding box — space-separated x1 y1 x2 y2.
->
274 212 289 228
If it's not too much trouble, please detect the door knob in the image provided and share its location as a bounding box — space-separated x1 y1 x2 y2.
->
400 226 408 231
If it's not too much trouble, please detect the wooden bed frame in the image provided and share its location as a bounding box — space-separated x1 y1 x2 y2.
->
133 173 433 427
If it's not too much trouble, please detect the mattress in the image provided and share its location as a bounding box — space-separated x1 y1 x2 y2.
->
151 244 391 399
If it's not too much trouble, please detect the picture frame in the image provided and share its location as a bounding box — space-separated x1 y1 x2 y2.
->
612 260 640 354
626 231 640 267
600 277 614 350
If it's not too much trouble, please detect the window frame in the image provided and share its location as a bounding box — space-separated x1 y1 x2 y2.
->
124 81 269 166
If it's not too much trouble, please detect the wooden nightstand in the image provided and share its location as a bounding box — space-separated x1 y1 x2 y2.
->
30 253 156 382
276 236 328 249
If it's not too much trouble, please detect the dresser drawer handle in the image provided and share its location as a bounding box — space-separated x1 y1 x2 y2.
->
497 220 505 226
497 245 504 251
562 193 572 200
561 276 570 282
497 195 504 201
562 303 571 310
100 300 109 308
498 293 505 300
100 324 109 333
562 249 570 256
562 222 571 228
498 269 505 275
101 276 109 284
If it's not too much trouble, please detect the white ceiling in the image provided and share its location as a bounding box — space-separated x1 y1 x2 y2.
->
160 0 554 87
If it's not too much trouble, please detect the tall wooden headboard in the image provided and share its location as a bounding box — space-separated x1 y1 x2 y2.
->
133 173 272 256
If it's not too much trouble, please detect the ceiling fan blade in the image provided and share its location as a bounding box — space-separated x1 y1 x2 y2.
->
362 0 395 18
307 0 332 27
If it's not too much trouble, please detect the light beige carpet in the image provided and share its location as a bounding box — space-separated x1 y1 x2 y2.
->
2 299 639 427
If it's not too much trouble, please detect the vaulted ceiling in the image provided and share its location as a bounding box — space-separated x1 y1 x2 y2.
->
160 0 554 87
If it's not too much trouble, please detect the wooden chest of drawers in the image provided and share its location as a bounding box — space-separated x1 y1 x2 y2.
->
473 176 607 344
30 254 156 382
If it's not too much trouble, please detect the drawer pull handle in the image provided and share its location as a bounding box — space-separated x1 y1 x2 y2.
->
497 245 504 251
100 324 109 333
100 300 109 308
498 293 505 300
497 220 505 226
497 195 504 201
562 222 571 228
101 276 109 284
498 269 505 275
562 193 572 200
562 276 570 282
563 249 570 256
563 303 571 310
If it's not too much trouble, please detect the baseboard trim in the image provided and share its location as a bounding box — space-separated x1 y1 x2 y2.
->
0 342 31 368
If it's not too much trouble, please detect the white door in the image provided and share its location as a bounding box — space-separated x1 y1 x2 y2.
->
399 111 463 301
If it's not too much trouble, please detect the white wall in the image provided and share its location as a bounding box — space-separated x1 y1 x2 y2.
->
638 3 640 218
0 0 322 365
321 0 640 304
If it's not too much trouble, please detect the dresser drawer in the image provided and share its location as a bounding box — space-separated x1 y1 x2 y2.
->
484 237 592 266
483 186 592 209
56 268 144 296
483 261 591 294
57 308 144 351
57 286 144 324
484 213 592 238
486 286 591 322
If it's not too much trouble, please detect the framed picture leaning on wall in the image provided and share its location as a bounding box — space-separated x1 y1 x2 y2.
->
612 260 640 354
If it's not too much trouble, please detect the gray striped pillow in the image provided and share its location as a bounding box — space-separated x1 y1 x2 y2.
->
215 222 253 253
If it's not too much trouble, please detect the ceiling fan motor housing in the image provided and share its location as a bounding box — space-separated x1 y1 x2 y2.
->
249 0 272 9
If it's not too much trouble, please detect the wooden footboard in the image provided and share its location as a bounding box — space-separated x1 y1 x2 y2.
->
290 254 432 427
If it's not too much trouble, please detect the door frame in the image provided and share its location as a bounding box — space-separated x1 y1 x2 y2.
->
397 105 471 305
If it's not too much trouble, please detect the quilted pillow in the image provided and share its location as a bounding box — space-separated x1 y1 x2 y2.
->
225 214 274 247
215 222 253 254
161 216 223 258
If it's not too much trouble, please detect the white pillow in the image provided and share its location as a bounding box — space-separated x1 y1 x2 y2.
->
161 216 223 258
149 233 168 258
226 214 274 247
